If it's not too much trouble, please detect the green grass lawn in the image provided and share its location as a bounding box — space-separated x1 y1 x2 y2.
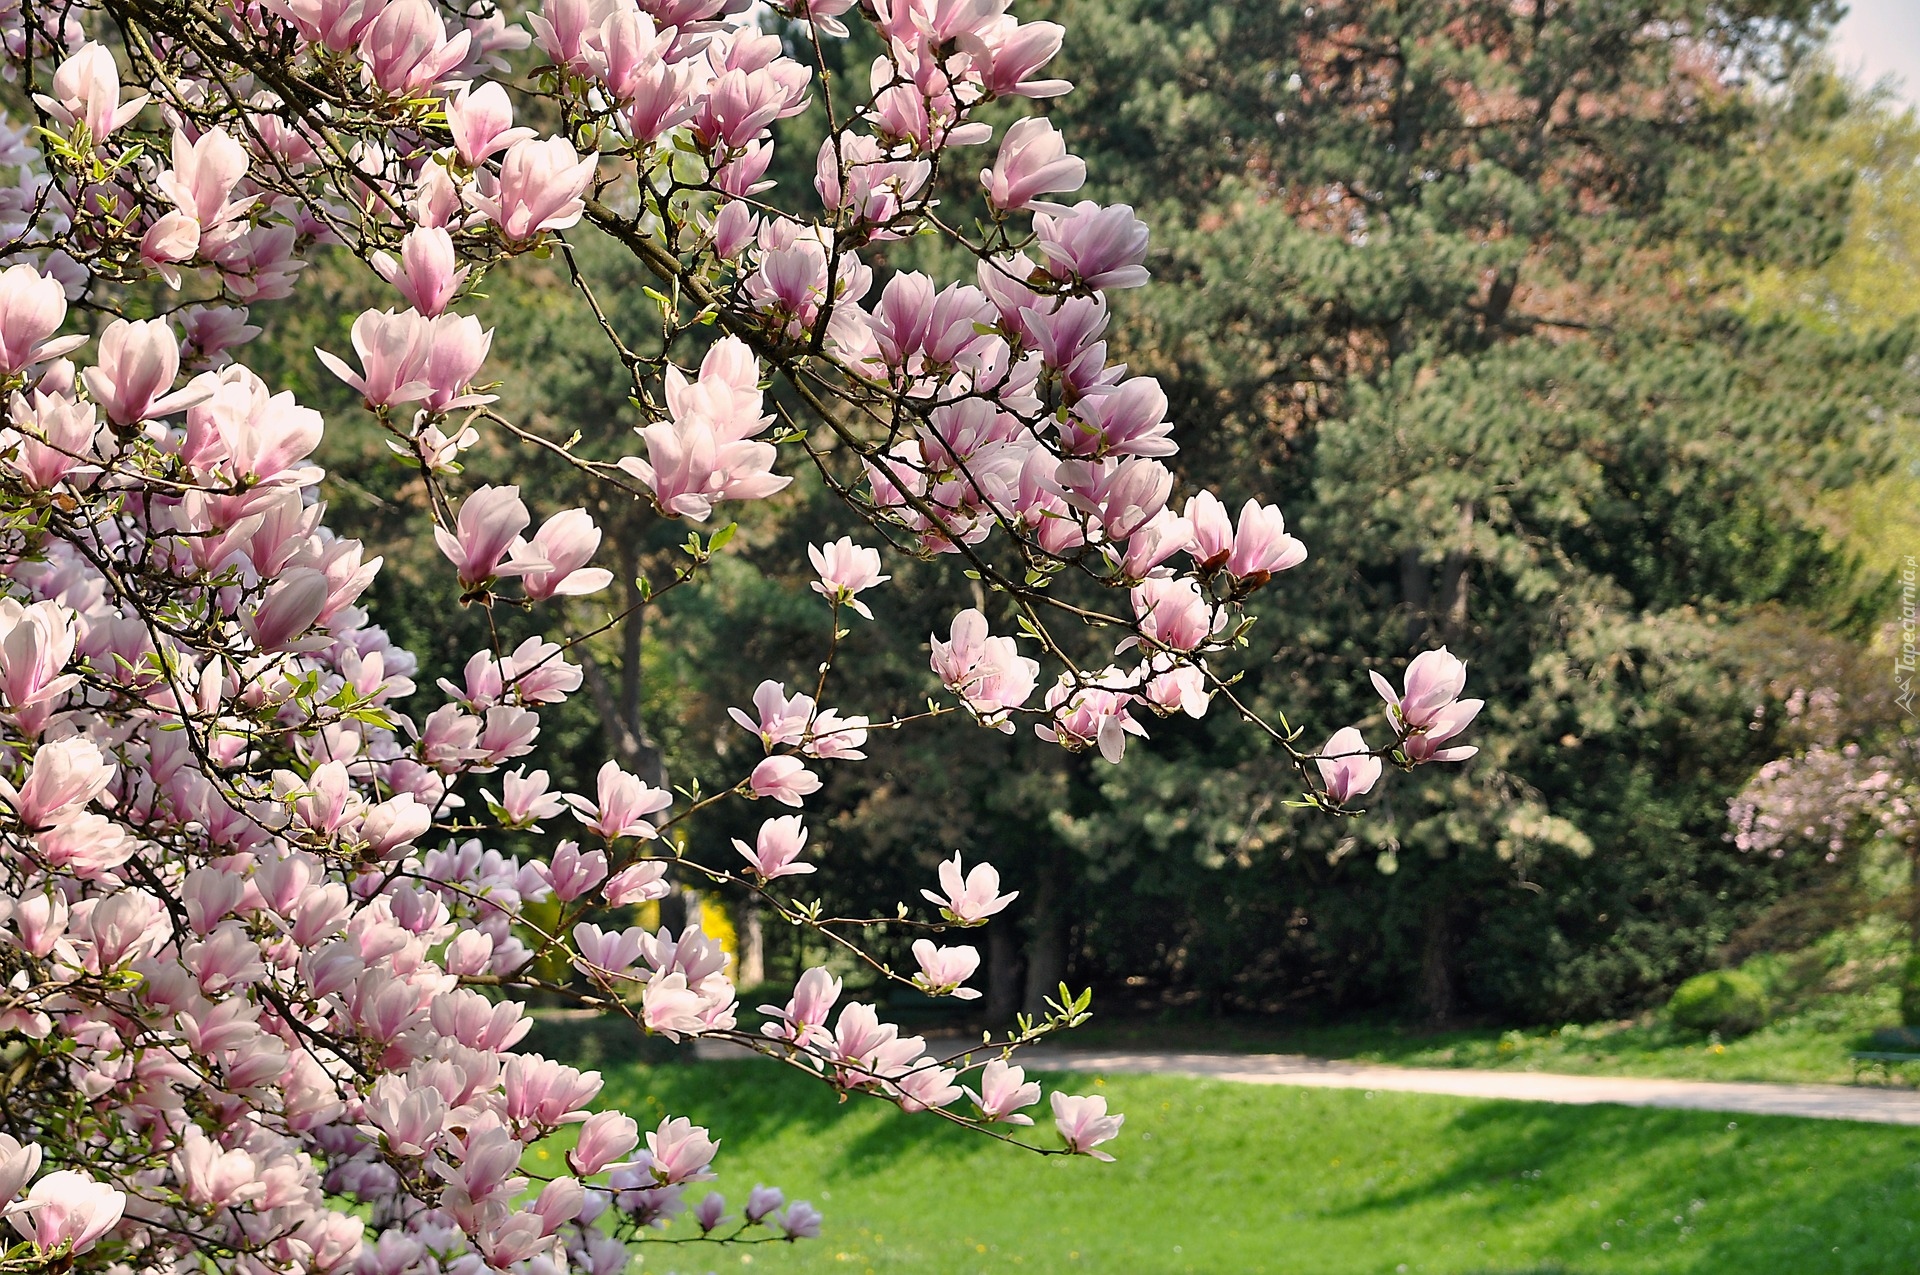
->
551 1057 1920 1275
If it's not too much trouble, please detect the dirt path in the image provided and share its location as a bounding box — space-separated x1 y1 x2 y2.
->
1013 1049 1920 1126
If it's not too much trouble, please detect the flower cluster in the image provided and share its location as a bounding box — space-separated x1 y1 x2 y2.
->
0 0 1481 1270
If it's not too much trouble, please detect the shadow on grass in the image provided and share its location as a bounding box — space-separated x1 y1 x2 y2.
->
1293 1093 1920 1272
598 1053 988 1169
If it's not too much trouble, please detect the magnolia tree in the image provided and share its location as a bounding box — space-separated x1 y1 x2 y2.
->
0 0 1483 1268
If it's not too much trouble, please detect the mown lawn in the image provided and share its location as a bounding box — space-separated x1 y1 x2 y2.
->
548 1057 1920 1275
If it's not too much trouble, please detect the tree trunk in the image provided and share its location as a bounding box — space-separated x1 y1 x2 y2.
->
1419 902 1456 1026
1399 547 1430 650
1021 857 1067 1019
578 560 669 790
659 886 689 938
1438 502 1474 643
986 919 1023 1025
738 905 765 989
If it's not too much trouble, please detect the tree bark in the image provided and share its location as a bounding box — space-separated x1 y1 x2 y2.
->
1419 902 1456 1026
577 562 669 791
986 918 1023 1025
1439 501 1474 643
1021 856 1068 1019
739 904 765 989
1399 546 1430 650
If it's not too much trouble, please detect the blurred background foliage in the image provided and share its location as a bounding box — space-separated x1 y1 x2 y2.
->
269 0 1920 1030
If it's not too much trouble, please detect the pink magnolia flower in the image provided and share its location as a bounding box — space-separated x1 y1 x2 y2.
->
644 1117 717 1186
1370 648 1482 763
1 736 114 828
1225 499 1306 581
477 136 597 242
619 414 790 520
36 811 134 879
1036 673 1147 764
572 921 645 980
1401 699 1482 764
617 338 789 521
964 14 1071 98
6 1170 125 1255
748 755 820 807
712 199 757 259
0 1135 40 1203
491 766 568 827
641 970 708 1039
0 599 80 735
930 609 1039 728
371 226 468 316
12 890 69 958
894 1062 964 1113
775 1201 823 1239
805 708 869 761
1315 726 1381 806
543 839 608 902
404 421 479 473
569 1111 639 1176
179 303 259 368
315 308 432 407
1062 376 1175 459
1372 647 1468 730
444 80 536 168
1078 456 1174 542
981 117 1085 212
1050 1092 1123 1160
759 966 841 1046
1127 577 1220 653
694 1191 728 1232
360 0 471 95
503 1054 603 1129
157 128 252 246
965 1059 1040 1124
0 265 85 375
173 1125 264 1210
808 537 888 619
82 319 209 425
516 508 613 600
815 133 931 230
432 484 533 589
530 1177 585 1234
920 852 1016 925
604 860 671 906
1034 200 1151 290
502 635 582 703
525 0 599 73
416 312 494 412
729 680 815 750
33 43 147 146
1185 490 1234 569
567 759 672 840
1141 658 1210 720
910 939 981 999
362 792 430 857
733 814 814 880
268 0 390 51
139 209 199 284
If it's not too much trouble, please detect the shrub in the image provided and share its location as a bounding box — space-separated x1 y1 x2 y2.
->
1669 970 1770 1037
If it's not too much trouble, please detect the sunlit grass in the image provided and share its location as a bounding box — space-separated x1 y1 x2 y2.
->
569 1057 1920 1275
